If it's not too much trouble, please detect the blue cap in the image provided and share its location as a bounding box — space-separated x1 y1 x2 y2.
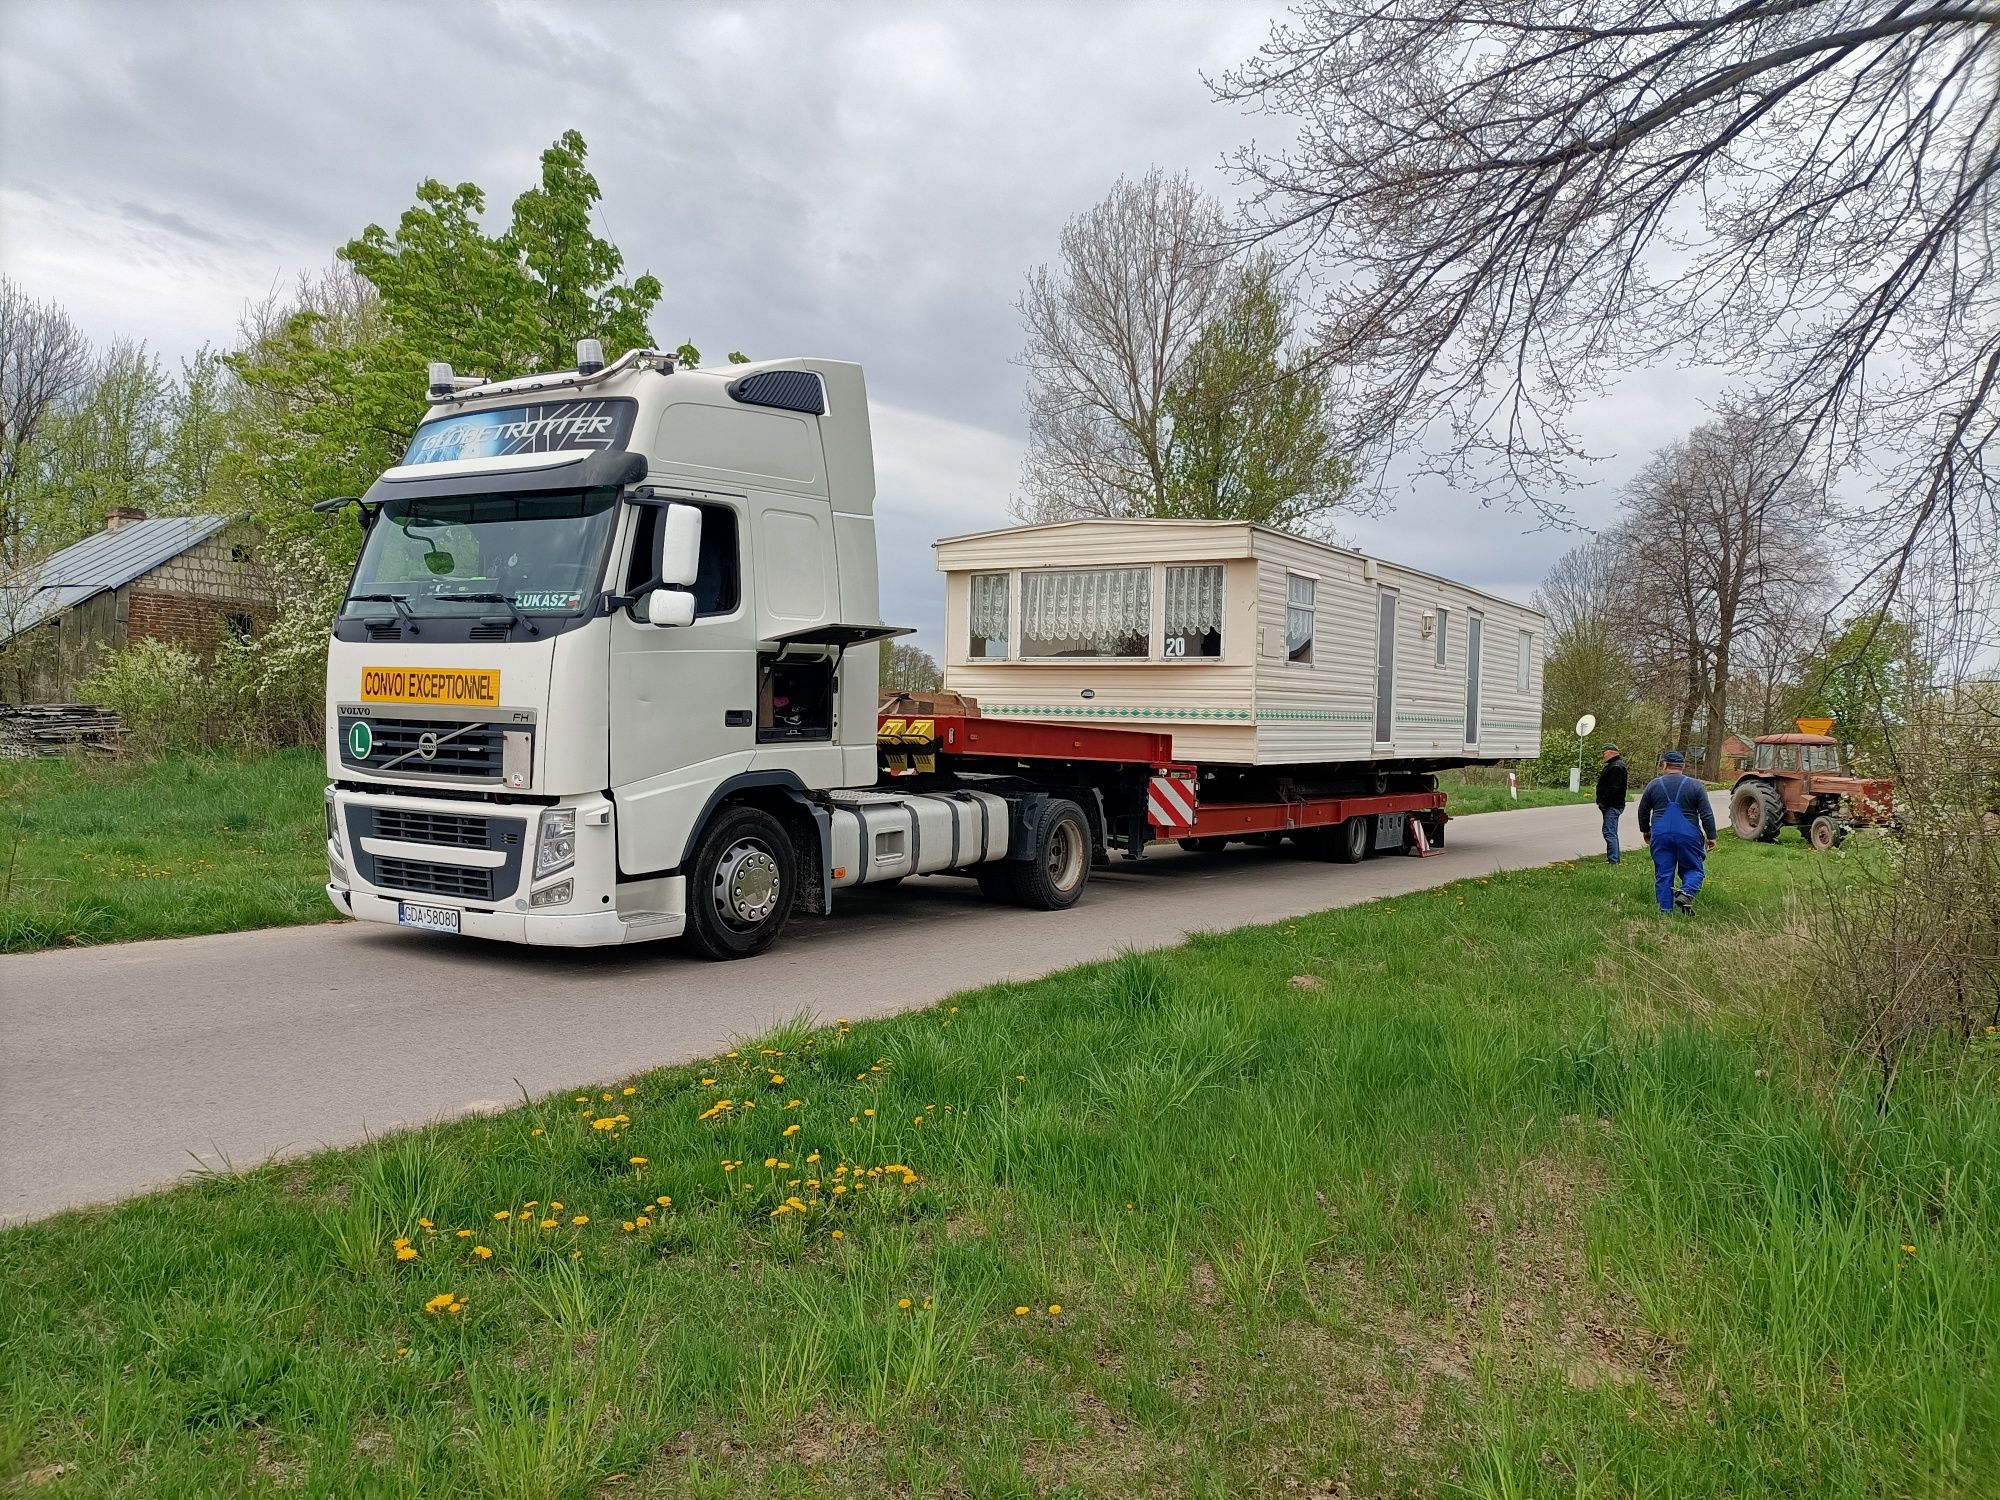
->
1662 750 1685 765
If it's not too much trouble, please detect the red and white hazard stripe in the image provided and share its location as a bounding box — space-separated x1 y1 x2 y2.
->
1146 775 1197 831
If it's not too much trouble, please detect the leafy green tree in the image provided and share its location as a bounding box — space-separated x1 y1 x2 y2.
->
1157 258 1353 531
882 642 943 693
1789 613 1925 771
340 129 661 381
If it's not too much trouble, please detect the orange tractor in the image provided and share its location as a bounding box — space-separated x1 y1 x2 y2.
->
1728 730 1895 850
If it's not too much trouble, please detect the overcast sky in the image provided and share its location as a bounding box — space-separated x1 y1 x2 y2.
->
0 0 1730 648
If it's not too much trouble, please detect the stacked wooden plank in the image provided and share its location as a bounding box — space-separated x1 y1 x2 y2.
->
0 704 126 758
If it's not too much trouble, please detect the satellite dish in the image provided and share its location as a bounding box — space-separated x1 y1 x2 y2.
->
1575 713 1597 737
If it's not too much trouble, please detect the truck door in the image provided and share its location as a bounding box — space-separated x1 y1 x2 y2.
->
607 497 757 872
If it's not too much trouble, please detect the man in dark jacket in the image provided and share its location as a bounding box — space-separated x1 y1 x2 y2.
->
1637 750 1718 914
1593 744 1628 863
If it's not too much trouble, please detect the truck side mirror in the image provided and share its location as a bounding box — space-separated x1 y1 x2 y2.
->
646 589 696 628
658 503 702 589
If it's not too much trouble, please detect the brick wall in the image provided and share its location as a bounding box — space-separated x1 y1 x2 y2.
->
124 527 275 656
127 590 273 655
140 529 273 603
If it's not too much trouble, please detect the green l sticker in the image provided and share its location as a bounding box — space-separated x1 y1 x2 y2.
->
348 720 373 759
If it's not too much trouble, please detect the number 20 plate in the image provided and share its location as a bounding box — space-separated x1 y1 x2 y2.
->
398 901 461 935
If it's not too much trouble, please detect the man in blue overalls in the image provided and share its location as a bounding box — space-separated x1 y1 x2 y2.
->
1636 750 1716 913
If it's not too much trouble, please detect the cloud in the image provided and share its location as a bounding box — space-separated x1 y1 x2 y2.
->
0 0 1712 623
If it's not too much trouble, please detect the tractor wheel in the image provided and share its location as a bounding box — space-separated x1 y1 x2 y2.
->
1730 780 1785 843
1806 812 1846 851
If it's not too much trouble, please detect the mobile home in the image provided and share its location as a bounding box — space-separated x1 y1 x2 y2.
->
937 520 1543 770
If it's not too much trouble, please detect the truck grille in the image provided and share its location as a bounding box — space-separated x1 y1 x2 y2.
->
374 808 512 849
342 804 527 902
373 857 494 901
341 715 506 779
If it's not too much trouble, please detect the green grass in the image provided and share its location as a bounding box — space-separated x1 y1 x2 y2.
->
0 749 332 952
4 841 1996 1497
1439 774 1596 814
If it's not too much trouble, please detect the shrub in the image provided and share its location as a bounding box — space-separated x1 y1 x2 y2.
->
80 640 211 756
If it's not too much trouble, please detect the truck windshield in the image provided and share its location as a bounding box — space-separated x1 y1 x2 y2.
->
343 490 619 616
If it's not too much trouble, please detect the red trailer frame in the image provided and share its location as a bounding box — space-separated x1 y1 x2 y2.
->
879 712 1447 854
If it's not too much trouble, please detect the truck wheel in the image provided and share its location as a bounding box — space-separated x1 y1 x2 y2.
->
684 804 797 959
1332 815 1371 864
988 798 1091 910
1177 836 1228 852
1806 812 1845 851
1730 781 1784 842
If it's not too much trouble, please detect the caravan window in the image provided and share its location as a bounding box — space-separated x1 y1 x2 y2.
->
1163 565 1223 658
1517 630 1533 692
968 572 1010 659
1021 568 1149 658
1286 575 1315 664
1434 607 1449 666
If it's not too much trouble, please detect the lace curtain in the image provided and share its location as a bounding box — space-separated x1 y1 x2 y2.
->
1022 568 1149 655
969 573 1009 645
1163 566 1223 636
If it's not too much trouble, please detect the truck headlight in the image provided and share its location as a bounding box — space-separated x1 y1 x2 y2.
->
324 792 340 849
536 808 577 878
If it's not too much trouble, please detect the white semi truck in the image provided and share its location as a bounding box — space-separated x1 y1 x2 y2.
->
321 345 1471 958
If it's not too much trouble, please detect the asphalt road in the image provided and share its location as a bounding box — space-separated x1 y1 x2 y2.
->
2 799 1632 1223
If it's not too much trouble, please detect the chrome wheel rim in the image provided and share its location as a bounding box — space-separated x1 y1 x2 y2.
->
1045 818 1085 894
714 840 780 927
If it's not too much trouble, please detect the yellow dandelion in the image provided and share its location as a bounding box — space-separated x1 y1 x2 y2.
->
656 1195 672 1207
455 1229 472 1239
623 1086 637 1096
551 1202 564 1211
701 1077 717 1086
898 1297 912 1310
1047 1304 1063 1317
540 1218 557 1229
395 1245 418 1262
629 1156 649 1167
863 1108 876 1118
636 1214 651 1227
570 1215 588 1226
1014 1306 1029 1317
783 1123 801 1138
622 1221 636 1233
473 1245 493 1260
786 1098 802 1109
531 1127 544 1137
418 1218 433 1230
494 1210 511 1221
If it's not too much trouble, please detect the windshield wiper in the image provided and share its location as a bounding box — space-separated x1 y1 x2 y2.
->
347 593 421 636
450 592 541 637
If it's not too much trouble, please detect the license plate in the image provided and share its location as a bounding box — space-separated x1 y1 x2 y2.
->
398 901 461 934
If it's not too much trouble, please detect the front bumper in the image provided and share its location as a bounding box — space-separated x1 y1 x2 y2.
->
324 786 685 947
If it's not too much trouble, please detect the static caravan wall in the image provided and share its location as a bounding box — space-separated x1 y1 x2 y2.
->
939 522 1544 768
939 525 1262 762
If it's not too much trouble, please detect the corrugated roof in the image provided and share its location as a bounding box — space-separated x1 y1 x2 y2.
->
0 515 231 644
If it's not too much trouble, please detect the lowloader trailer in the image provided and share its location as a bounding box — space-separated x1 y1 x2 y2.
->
321 345 1461 959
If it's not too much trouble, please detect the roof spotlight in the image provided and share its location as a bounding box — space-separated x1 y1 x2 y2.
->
575 338 605 376
427 361 455 399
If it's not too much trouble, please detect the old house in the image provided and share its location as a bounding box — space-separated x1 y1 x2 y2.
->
0 509 274 703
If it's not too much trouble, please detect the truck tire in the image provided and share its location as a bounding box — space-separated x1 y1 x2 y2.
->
1332 815 1371 863
1806 812 1845 851
1730 781 1784 842
1177 836 1228 852
985 798 1091 910
683 804 797 960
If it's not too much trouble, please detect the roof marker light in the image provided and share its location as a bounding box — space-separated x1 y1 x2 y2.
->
427 362 454 400
576 338 605 375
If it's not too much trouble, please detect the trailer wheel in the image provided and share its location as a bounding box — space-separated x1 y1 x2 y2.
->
986 798 1091 910
1332 815 1371 863
683 804 797 960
